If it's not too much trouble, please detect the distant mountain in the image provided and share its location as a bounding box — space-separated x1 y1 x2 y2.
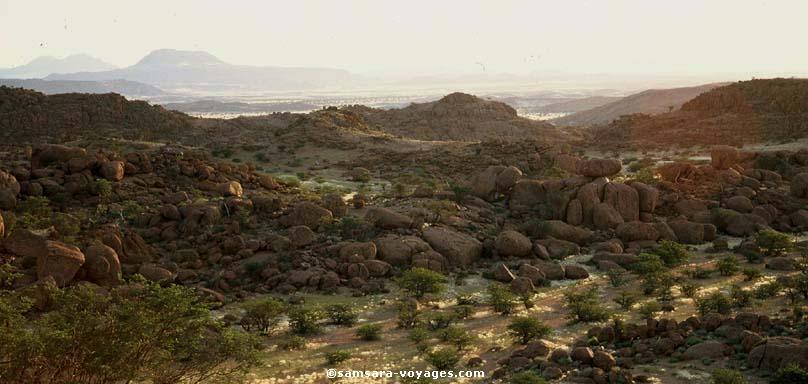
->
46 49 364 92
0 79 165 97
346 92 568 142
590 78 808 147
552 83 728 126
0 54 116 79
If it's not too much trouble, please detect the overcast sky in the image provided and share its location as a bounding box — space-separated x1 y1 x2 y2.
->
1 0 807 77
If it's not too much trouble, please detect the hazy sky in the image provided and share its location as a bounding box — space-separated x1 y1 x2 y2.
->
1 0 807 77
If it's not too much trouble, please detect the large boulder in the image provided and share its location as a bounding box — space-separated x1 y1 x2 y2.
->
658 162 697 182
535 238 580 259
593 203 624 230
138 263 174 283
82 244 122 286
791 173 808 198
630 182 658 213
725 196 753 213
422 226 482 267
540 220 592 245
615 221 659 242
603 183 639 222
279 202 333 228
339 241 378 261
99 160 125 181
0 170 20 196
37 241 85 287
374 235 431 266
4 229 48 261
495 230 532 257
364 207 413 229
577 159 621 177
711 146 740 170
683 341 732 360
218 181 243 197
726 213 768 236
577 179 607 226
467 166 504 200
748 337 808 371
31 144 87 169
667 219 706 244
496 166 523 193
509 179 545 212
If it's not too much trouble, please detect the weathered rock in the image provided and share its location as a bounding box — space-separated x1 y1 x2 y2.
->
540 220 592 245
496 166 523 193
493 263 515 282
767 257 796 271
630 182 658 213
603 183 639 222
591 252 638 268
218 181 243 197
364 259 391 277
667 219 705 244
683 341 732 360
288 225 316 248
565 199 583 226
374 235 430 266
510 276 534 294
82 244 121 286
495 230 532 257
518 264 547 285
99 160 125 181
340 241 378 260
725 213 768 236
725 195 753 213
535 237 580 259
37 241 85 287
577 158 621 177
280 202 333 228
31 144 87 169
592 350 616 370
615 221 659 242
571 347 594 364
658 162 697 182
364 207 413 229
532 261 565 280
509 179 545 211
791 173 808 198
593 203 624 230
748 337 808 371
711 145 740 170
564 264 589 279
422 226 482 267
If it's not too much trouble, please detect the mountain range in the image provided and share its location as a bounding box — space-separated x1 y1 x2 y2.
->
45 49 364 92
0 54 116 79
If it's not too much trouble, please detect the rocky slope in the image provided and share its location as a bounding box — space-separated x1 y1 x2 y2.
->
348 92 568 142
553 83 726 126
589 78 808 148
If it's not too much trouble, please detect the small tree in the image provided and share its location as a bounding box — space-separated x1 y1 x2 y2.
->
771 364 808 384
355 323 383 341
716 255 741 276
696 291 732 316
325 304 358 326
613 291 637 310
426 348 460 370
487 283 517 315
440 326 475 351
711 368 746 384
564 287 610 323
507 317 552 345
755 229 793 257
288 307 323 335
637 301 662 320
240 297 285 334
653 240 690 266
397 268 447 300
324 350 352 365
396 300 421 328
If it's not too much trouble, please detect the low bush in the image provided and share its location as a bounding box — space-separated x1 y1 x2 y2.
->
487 283 517 315
240 297 285 334
324 350 352 365
425 348 460 370
711 368 746 384
356 323 383 341
564 287 610 323
325 304 358 326
507 317 552 345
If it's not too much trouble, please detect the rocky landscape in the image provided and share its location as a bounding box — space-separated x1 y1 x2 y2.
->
1 78 808 384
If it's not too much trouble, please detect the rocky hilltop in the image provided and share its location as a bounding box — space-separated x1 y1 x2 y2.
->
554 83 726 127
348 92 567 142
590 78 808 148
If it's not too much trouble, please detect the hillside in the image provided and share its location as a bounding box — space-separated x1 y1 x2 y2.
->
348 92 568 142
163 99 318 115
553 82 727 126
0 86 191 143
528 95 622 114
589 78 808 148
0 79 166 97
46 49 364 92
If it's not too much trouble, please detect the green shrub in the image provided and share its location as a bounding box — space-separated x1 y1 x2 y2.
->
287 307 323 335
408 327 430 344
716 255 741 276
507 317 552 345
396 300 421 328
696 291 732 316
637 301 662 320
397 268 447 300
730 285 752 308
425 348 460 370
680 283 700 298
487 283 517 315
277 335 307 350
510 371 548 384
0 264 21 289
632 253 666 274
425 311 457 331
771 364 808 384
240 297 285 334
711 368 746 384
754 281 783 299
355 323 383 341
325 304 358 326
453 304 474 319
742 267 762 281
755 229 794 257
607 269 627 287
652 240 690 266
0 279 259 384
324 350 352 365
440 326 474 350
564 287 611 323
613 291 637 310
